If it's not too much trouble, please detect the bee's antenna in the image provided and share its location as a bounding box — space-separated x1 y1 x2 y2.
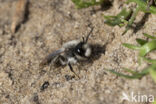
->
85 27 94 43
82 36 85 42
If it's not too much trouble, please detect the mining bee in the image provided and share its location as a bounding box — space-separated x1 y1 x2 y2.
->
40 28 93 78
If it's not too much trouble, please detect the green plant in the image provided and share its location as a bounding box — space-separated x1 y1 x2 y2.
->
104 8 132 26
71 0 156 34
108 33 156 82
71 0 104 8
104 0 156 35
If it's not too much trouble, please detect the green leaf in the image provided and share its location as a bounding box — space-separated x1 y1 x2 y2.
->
122 43 140 50
71 0 104 8
123 68 137 74
108 69 142 79
142 57 156 64
108 67 149 79
127 0 156 14
149 65 156 83
122 6 140 35
139 67 150 75
104 8 132 26
143 33 156 39
139 40 156 57
136 38 148 46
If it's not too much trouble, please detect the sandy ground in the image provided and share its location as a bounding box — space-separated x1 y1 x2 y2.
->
0 0 156 104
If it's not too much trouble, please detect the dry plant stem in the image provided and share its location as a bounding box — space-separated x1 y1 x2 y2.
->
11 0 28 33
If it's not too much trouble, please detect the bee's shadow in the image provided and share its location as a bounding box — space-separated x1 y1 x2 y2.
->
90 44 106 60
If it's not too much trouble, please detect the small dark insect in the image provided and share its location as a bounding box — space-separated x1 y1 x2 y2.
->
40 28 94 78
40 81 49 91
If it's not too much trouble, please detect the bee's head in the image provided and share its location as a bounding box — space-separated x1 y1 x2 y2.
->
75 42 91 58
74 28 93 59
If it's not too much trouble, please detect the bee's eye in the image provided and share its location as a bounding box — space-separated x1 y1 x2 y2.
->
75 42 85 56
77 48 81 53
77 48 84 55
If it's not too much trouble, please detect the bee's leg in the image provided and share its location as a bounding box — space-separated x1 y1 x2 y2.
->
68 63 80 79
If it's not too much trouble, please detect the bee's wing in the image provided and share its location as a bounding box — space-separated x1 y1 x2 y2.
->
40 48 65 67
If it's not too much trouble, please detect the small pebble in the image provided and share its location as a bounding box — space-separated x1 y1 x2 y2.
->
33 93 40 104
65 75 75 81
40 81 49 91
